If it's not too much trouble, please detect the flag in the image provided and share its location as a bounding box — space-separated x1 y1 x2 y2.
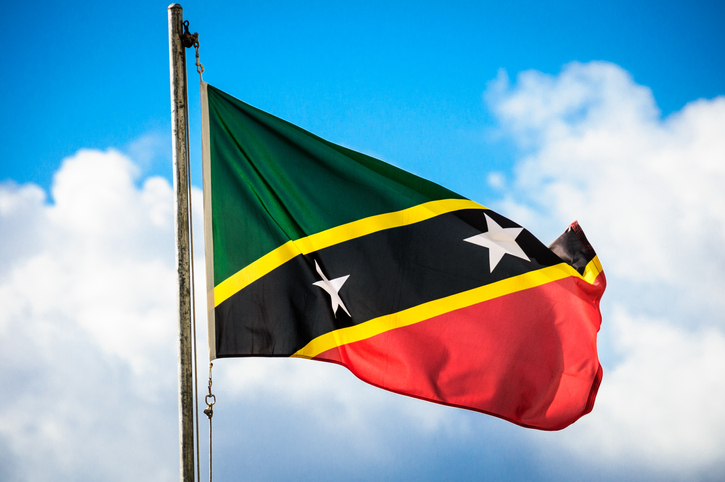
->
201 82 606 430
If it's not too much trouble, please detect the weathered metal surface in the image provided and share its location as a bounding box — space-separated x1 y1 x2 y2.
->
167 4 194 482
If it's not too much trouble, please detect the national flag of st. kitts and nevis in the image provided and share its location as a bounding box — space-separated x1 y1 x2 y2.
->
200 82 606 431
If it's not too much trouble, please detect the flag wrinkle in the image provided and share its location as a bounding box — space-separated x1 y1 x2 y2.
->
204 83 605 430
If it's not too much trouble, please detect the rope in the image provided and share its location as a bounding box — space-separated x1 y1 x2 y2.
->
182 20 212 481
194 39 204 83
182 61 201 482
192 33 214 482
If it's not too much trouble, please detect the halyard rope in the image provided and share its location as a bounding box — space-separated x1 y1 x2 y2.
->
183 20 213 480
195 39 204 83
183 65 201 482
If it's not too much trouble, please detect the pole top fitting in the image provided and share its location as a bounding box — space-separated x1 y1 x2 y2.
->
181 20 199 48
168 3 182 10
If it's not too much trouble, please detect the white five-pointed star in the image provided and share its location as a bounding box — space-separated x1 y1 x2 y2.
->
464 213 530 272
312 260 351 318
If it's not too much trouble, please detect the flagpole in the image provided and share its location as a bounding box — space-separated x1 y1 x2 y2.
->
168 4 194 482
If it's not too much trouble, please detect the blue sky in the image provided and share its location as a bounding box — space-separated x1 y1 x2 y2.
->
1 1 725 481
3 1 724 192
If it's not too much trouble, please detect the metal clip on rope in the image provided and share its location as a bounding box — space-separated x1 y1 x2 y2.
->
204 363 215 482
204 381 215 419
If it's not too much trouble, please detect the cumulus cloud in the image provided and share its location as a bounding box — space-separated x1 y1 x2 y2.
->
486 61 725 476
571 308 725 465
487 62 725 322
3 61 724 481
0 149 183 480
0 147 472 481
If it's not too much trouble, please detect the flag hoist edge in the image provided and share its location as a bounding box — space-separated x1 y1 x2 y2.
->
200 82 606 431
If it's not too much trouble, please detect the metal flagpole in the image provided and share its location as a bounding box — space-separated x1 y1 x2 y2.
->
168 4 194 481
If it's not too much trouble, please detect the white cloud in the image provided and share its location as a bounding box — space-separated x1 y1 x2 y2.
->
124 131 172 174
486 61 725 475
217 356 467 440
0 149 182 480
3 149 180 373
0 146 472 481
580 307 725 465
487 63 725 321
3 61 724 480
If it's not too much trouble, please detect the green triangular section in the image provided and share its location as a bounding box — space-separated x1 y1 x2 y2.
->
206 84 464 286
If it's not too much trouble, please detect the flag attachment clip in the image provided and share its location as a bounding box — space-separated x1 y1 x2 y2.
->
203 363 215 419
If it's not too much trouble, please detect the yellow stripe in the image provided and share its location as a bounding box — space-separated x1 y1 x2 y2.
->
582 255 604 284
292 258 604 360
213 198 484 307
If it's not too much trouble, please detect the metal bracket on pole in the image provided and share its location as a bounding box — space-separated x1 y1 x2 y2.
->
168 4 194 482
181 20 199 48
